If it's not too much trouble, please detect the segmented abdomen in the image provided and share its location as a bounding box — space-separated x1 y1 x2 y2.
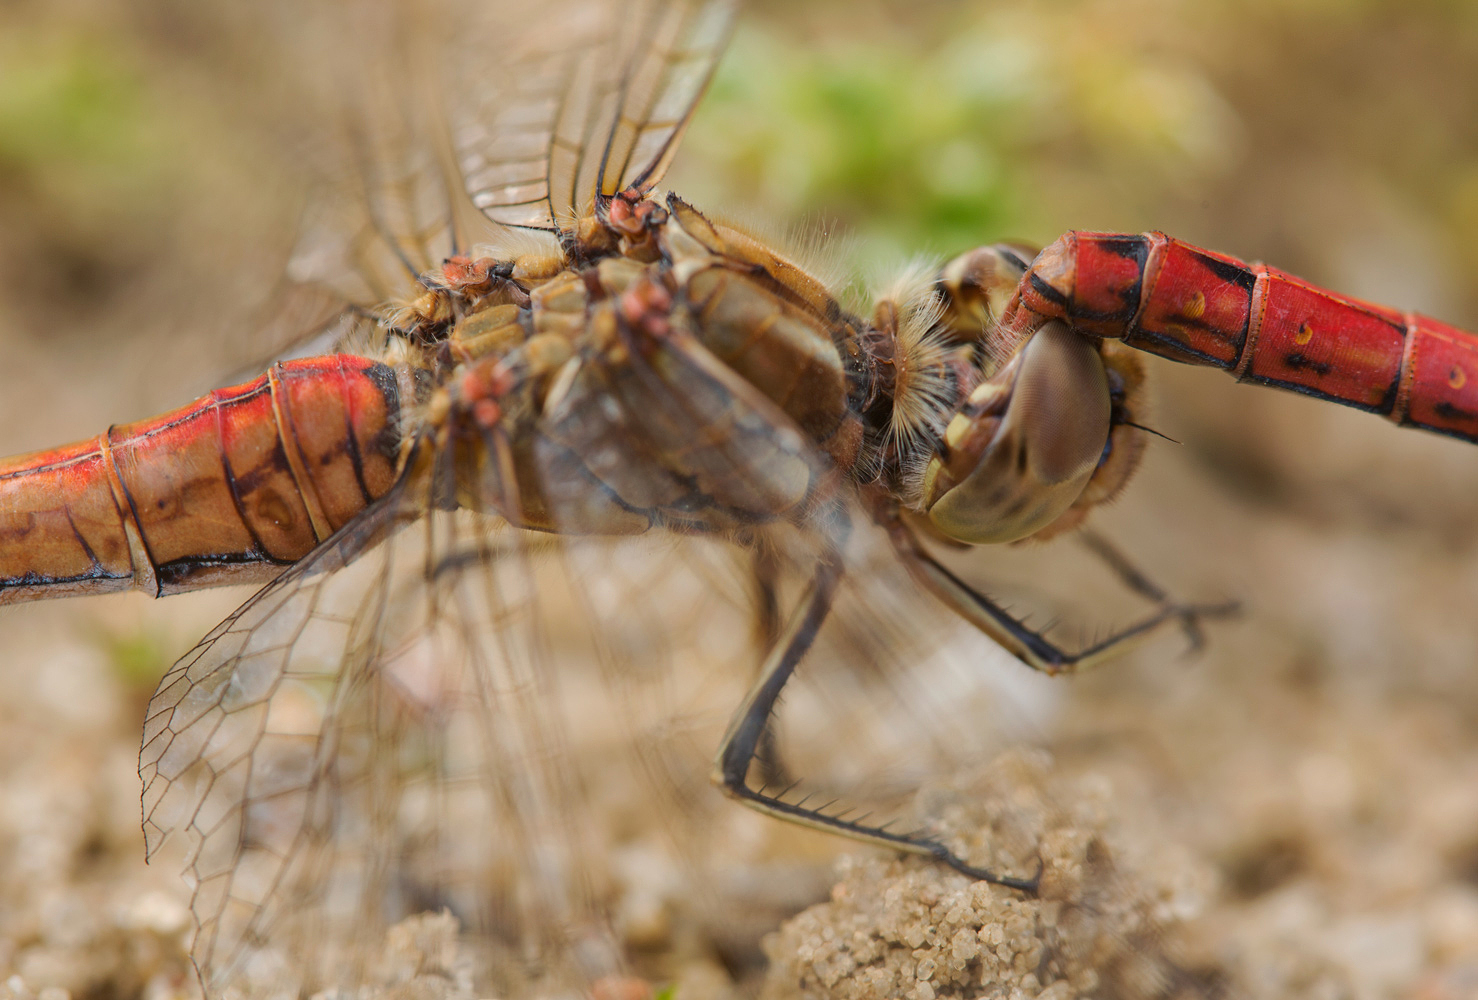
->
1014 231 1478 442
0 355 401 603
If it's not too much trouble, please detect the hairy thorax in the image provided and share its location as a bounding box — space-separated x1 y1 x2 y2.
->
379 192 957 538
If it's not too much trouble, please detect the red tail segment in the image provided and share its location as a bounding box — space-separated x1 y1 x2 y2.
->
0 355 401 603
1008 231 1478 443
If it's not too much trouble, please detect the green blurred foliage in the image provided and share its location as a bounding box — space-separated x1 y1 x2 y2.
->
95 626 173 694
678 0 1478 326
680 4 1244 263
684 24 1031 256
0 42 148 172
0 32 182 230
0 28 193 334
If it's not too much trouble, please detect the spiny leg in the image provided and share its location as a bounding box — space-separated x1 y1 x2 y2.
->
1077 527 1239 655
885 512 1234 675
712 545 1041 893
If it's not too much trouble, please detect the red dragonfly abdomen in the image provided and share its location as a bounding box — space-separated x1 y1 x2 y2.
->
1010 231 1478 442
0 355 401 604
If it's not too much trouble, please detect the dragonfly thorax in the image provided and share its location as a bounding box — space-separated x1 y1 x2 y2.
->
377 192 996 539
376 191 1152 552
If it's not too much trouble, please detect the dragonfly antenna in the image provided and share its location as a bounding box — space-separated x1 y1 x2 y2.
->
1123 420 1181 445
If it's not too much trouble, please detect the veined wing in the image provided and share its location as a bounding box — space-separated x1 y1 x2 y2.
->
282 2 480 315
138 464 639 996
132 286 851 992
276 0 737 356
594 0 735 202
137 475 425 991
448 0 738 232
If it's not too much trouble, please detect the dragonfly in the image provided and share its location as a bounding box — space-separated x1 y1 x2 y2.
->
1 0 1474 996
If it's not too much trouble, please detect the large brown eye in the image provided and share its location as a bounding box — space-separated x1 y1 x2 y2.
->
922 321 1111 544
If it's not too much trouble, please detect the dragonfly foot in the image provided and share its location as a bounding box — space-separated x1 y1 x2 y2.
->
1171 597 1241 656
925 842 1043 895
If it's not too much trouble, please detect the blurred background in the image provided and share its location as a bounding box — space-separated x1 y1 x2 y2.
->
3 0 1478 997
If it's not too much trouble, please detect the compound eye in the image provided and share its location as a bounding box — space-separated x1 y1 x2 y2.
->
922 321 1111 544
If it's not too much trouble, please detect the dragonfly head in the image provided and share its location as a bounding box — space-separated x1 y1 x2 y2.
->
921 321 1111 544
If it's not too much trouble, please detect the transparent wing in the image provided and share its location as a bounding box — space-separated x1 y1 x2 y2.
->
134 490 804 994
445 0 737 232
269 0 737 355
282 2 481 314
139 477 423 992
593 0 736 202
140 462 631 996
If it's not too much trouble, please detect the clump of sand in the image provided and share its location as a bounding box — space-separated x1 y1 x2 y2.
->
762 751 1216 1000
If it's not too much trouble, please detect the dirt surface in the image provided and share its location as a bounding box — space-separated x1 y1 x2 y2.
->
3 2 1478 999
761 751 1211 1000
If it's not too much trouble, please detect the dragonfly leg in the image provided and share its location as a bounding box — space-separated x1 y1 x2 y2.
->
1078 527 1239 654
712 546 1041 893
749 545 791 789
884 512 1234 676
